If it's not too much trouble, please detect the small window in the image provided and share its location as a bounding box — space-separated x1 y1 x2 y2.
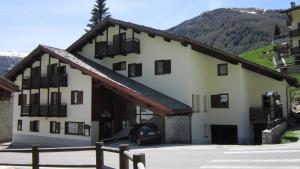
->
211 94 229 108
113 62 126 71
65 122 84 135
155 60 171 75
218 64 228 76
30 120 39 132
18 94 27 105
17 120 22 131
128 63 142 77
50 121 60 134
71 91 83 105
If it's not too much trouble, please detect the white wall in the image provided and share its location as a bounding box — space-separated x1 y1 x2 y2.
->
12 53 93 146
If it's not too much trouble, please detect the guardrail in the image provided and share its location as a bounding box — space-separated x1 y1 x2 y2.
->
0 142 146 169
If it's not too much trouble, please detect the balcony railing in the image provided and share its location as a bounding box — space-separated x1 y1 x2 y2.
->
289 28 300 37
95 38 140 59
22 74 68 89
21 104 67 117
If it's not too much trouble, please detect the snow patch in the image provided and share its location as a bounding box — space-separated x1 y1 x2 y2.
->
240 10 257 15
0 51 28 57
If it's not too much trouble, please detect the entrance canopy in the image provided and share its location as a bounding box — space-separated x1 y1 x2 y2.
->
6 45 192 116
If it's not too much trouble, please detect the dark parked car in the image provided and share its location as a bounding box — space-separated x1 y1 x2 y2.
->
128 123 161 145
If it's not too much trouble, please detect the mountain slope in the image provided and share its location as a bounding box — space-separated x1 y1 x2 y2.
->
0 52 25 76
168 8 288 54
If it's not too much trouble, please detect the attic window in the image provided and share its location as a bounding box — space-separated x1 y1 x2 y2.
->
155 60 171 75
218 64 228 76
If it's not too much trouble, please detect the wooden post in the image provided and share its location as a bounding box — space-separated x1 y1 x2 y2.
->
133 153 145 169
119 144 129 169
32 145 39 169
96 142 104 169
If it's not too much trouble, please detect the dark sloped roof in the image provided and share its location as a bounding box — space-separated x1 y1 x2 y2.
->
66 18 299 87
6 45 191 116
0 77 19 93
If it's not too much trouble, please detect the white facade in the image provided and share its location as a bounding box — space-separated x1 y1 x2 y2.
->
10 21 294 146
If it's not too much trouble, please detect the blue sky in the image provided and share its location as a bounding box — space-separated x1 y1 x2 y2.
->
0 0 298 53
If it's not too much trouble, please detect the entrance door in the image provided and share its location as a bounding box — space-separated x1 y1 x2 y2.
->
99 120 113 140
211 125 238 144
253 123 267 145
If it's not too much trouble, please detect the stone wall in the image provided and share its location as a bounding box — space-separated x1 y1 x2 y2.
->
165 116 191 144
0 99 13 142
262 121 287 144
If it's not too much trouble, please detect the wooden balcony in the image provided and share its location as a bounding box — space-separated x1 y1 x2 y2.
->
21 104 67 117
22 74 68 89
95 38 140 59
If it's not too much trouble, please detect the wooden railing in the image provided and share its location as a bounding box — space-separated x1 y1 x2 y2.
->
0 142 146 169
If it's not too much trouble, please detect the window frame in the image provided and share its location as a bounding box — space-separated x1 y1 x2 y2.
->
29 120 39 132
71 91 83 105
50 121 61 134
155 60 171 75
113 61 126 71
17 120 22 131
65 122 85 135
217 63 228 76
128 63 142 77
211 93 229 108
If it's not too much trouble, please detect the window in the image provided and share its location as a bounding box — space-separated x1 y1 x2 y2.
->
50 121 60 134
211 94 229 108
30 93 40 105
30 121 39 132
58 66 66 75
18 94 27 105
113 62 126 71
192 94 201 112
218 64 228 76
128 63 142 77
155 60 171 75
65 122 84 135
47 64 58 75
17 120 22 131
31 66 40 77
51 92 61 105
71 91 83 104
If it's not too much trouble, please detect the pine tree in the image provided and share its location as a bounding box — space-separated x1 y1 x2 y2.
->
273 24 281 37
85 0 111 32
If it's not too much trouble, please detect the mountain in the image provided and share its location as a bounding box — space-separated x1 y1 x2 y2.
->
0 51 25 76
168 8 288 54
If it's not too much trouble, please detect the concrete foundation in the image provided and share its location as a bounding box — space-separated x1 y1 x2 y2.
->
165 116 191 144
262 121 287 144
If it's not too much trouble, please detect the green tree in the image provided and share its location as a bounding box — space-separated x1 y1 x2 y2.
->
273 24 281 37
86 0 111 32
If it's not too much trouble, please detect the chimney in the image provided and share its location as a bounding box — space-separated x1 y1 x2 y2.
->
291 2 296 8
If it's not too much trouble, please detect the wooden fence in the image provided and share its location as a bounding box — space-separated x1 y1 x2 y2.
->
0 142 146 169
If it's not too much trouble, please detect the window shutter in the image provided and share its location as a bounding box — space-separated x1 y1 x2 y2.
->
18 94 22 105
155 61 159 75
78 91 83 104
71 91 75 104
30 121 33 131
50 121 53 133
113 63 117 71
55 122 60 133
136 64 142 76
164 60 171 74
211 95 220 108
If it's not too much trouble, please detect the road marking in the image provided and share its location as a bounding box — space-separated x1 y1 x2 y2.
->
228 146 300 151
199 165 300 169
210 159 300 163
224 150 300 154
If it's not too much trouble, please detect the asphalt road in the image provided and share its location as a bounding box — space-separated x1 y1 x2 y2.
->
0 142 300 169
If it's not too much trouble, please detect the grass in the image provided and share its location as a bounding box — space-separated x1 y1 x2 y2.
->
280 131 299 144
240 45 275 70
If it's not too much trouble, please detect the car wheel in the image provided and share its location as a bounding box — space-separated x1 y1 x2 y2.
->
137 138 142 146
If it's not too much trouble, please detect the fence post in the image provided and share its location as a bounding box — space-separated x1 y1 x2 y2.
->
32 145 39 169
133 153 145 169
119 144 129 169
96 142 104 169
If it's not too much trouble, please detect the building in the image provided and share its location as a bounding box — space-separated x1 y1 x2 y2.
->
0 77 19 142
5 18 299 146
281 2 300 73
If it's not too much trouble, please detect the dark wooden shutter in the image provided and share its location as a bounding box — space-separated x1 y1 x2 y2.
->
58 66 66 75
155 61 159 75
18 94 23 105
55 122 60 133
164 60 171 74
78 91 83 104
71 91 75 104
50 121 54 133
30 121 33 131
211 95 220 108
136 64 142 76
113 63 117 71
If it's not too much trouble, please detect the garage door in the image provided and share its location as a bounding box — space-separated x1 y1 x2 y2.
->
211 125 238 144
